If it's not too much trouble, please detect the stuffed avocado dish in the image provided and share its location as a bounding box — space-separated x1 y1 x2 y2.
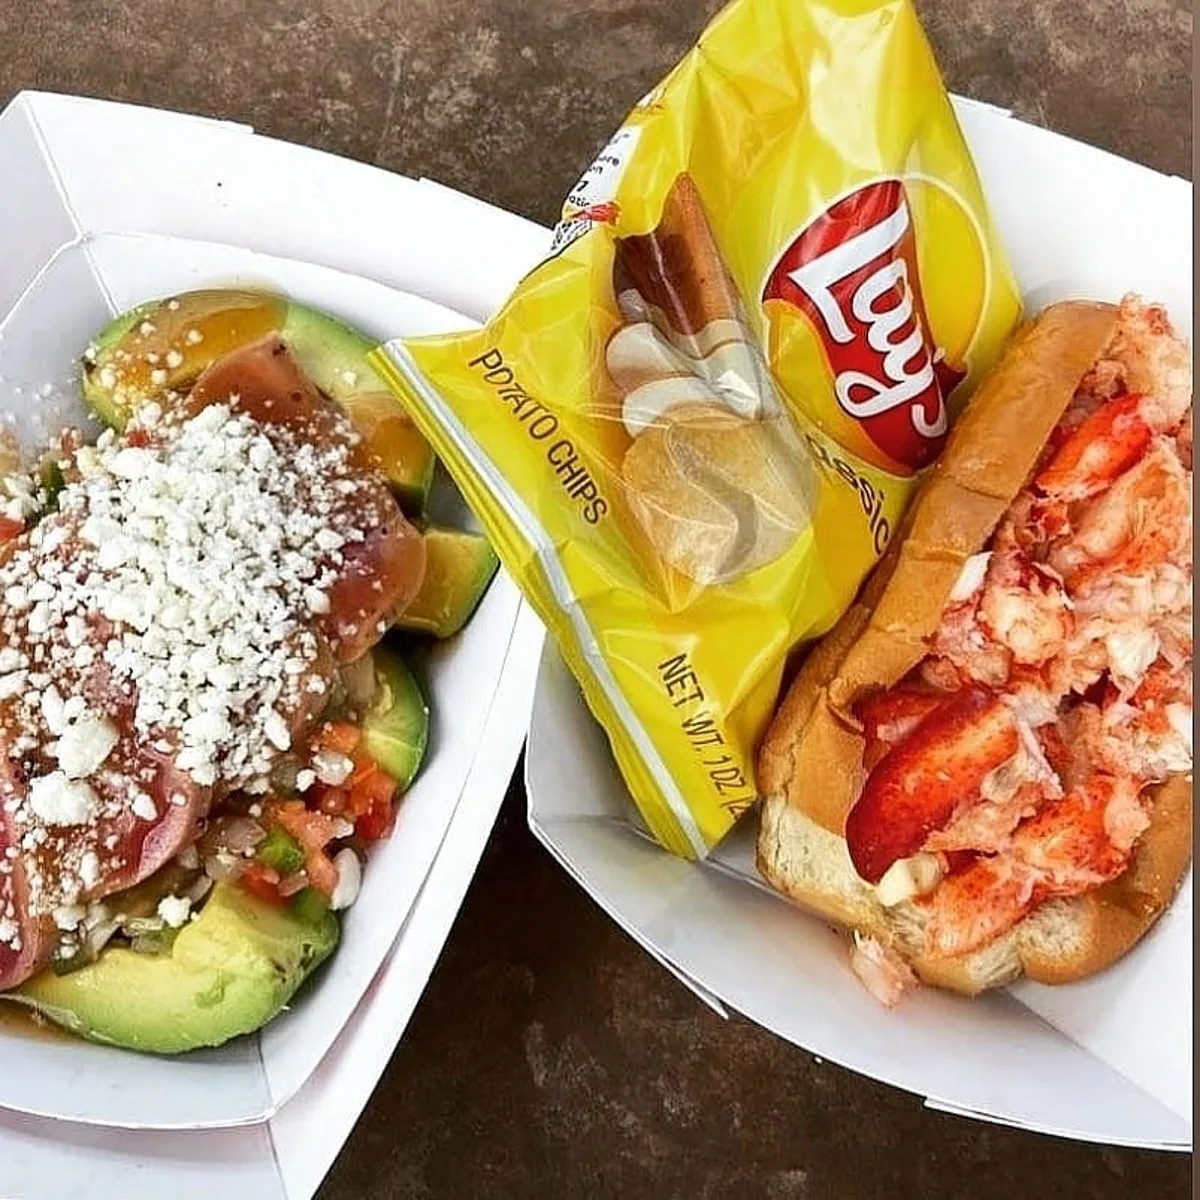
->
0 290 498 1055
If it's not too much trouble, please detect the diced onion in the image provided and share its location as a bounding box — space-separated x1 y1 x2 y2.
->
340 651 377 712
215 816 267 856
329 848 362 911
277 871 309 898
271 756 302 793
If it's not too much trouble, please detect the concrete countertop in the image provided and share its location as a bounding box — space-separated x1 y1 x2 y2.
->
0 1 1190 1196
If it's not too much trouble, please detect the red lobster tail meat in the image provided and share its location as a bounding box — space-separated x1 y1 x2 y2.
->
845 686 1018 883
856 686 950 772
1035 393 1152 502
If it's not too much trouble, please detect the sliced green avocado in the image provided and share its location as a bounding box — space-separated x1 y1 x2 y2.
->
362 644 429 791
3 882 338 1055
81 289 436 512
395 527 499 639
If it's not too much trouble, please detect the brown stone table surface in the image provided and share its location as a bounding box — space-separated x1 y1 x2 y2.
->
0 1 1191 1196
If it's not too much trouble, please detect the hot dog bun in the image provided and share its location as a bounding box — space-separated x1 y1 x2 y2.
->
755 300 1193 994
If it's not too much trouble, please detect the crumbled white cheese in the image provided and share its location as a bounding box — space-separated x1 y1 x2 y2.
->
156 894 192 928
165 349 184 370
130 792 157 822
312 749 353 786
0 672 25 700
54 714 118 780
28 772 97 826
294 768 316 793
264 709 292 752
39 689 68 738
53 903 86 931
186 329 204 345
78 851 101 890
0 392 385 922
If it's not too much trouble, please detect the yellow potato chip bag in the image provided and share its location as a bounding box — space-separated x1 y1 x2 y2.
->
372 0 1022 858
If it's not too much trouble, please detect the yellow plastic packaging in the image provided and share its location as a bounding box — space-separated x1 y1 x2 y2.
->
373 0 1022 858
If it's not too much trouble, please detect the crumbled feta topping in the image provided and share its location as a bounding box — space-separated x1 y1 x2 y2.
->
53 903 86 931
78 851 101 889
312 749 353 786
54 714 119 780
156 894 192 928
130 792 157 822
0 392 386 920
28 773 97 826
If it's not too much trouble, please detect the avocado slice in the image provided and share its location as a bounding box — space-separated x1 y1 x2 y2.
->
362 645 429 791
395 527 499 639
81 290 436 512
3 882 338 1055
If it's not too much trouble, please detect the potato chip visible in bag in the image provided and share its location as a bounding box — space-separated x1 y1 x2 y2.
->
373 0 1022 858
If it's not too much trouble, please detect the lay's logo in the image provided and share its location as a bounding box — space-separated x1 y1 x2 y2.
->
762 180 967 473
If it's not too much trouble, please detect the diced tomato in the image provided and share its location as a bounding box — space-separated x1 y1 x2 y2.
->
347 749 377 788
348 765 394 818
305 849 339 897
347 763 396 842
0 517 24 542
272 800 339 852
240 860 286 906
317 721 361 756
356 799 396 843
315 785 349 816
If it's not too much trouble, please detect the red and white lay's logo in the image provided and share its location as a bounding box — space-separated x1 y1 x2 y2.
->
762 180 965 472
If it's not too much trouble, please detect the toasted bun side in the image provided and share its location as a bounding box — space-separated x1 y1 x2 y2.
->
758 775 1193 994
756 301 1122 833
755 600 871 799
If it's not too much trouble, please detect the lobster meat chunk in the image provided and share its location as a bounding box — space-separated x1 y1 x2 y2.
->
845 686 1019 884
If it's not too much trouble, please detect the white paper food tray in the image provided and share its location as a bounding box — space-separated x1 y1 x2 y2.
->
526 96 1193 1151
0 88 549 1140
0 598 547 1200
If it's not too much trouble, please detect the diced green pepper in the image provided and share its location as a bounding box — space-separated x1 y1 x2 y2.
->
257 827 305 875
